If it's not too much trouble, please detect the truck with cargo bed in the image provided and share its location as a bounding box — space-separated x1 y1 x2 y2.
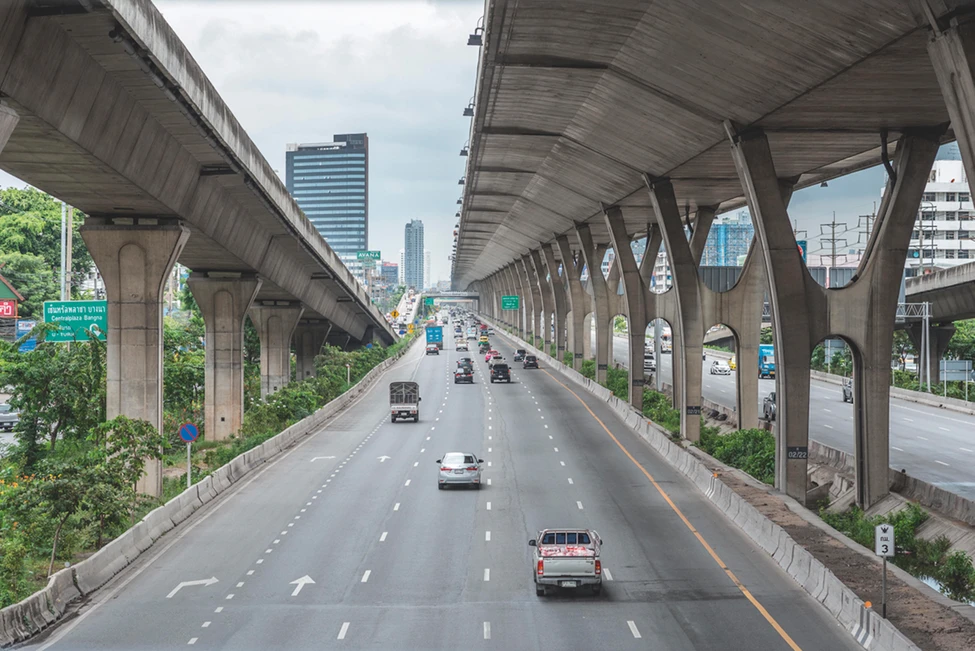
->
389 381 421 422
529 528 603 596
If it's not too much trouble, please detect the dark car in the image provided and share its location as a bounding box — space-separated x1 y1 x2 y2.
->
842 379 853 403
513 349 526 362
454 367 474 384
425 344 439 355
763 391 776 421
523 355 538 369
490 363 511 383
457 357 473 369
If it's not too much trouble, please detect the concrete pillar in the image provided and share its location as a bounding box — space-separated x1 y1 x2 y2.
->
905 323 955 384
295 320 331 380
249 302 304 398
80 217 190 496
556 235 588 370
542 243 569 360
186 273 262 442
529 249 554 353
605 206 650 409
0 105 20 155
577 224 610 383
511 262 529 340
519 256 541 345
647 176 705 442
929 16 975 202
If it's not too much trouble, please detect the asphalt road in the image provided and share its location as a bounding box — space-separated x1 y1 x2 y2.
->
608 334 975 499
30 331 863 651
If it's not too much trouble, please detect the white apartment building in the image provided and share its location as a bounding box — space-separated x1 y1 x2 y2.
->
909 151 974 271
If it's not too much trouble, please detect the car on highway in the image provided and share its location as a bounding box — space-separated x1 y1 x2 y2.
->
644 353 656 372
513 349 526 362
479 334 489 345
488 354 504 368
763 391 776 421
729 355 737 370
467 330 478 340
490 363 511 383
425 344 440 355
842 378 853 403
710 360 731 375
436 452 483 489
0 404 18 432
529 529 603 596
454 366 474 384
457 357 473 370
487 328 495 335
485 349 500 362
455 338 469 351
390 381 421 423
523 354 538 369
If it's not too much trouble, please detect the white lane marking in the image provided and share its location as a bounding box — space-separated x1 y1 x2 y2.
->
554 447 559 452
488 447 492 452
628 621 641 639
312 496 318 500
487 478 492 485
426 436 431 440
603 568 613 581
917 436 929 441
488 461 492 467
483 568 490 581
405 480 411 486
823 408 832 413
892 447 904 452
961 447 974 453
300 509 306 513
247 570 254 576
188 638 198 645
823 424 833 429
936 460 950 466
265 549 273 553
287 523 294 527
337 622 350 640
394 503 400 511
904 418 914 422
256 559 264 564
544 424 549 428
488 436 492 440
548 435 553 439
560 461 566 467
225 594 234 600
431 427 436 431
577 501 584 510
541 416 544 420
485 531 491 542
489 426 493 430
215 607 223 613
567 478 574 484
421 448 425 453
380 532 388 542
537 408 541 411
236 581 245 588
484 622 491 640
414 462 418 467
939 427 950 432
361 570 371 583
201 622 211 628
486 502 492 510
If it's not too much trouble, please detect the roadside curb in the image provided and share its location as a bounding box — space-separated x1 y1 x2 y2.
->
0 337 420 648
488 320 919 651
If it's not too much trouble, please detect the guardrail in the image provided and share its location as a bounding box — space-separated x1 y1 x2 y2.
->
0 337 420 647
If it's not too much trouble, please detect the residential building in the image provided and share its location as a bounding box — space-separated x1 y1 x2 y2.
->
381 262 399 287
907 143 974 272
424 250 431 290
701 210 755 266
404 220 424 290
285 133 368 277
398 249 405 284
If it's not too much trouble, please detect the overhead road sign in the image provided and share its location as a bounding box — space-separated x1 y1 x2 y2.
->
356 251 381 260
501 296 519 310
425 297 434 306
43 300 108 342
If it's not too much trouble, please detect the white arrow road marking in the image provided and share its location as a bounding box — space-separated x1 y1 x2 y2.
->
290 575 315 596
377 455 391 463
167 577 219 599
310 456 336 462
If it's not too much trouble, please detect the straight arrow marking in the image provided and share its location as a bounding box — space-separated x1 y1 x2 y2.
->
290 575 315 596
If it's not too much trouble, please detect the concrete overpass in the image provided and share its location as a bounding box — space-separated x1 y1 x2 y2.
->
0 0 395 494
454 0 975 509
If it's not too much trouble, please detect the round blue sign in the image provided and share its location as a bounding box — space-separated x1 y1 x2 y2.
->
179 422 199 443
399 329 407 335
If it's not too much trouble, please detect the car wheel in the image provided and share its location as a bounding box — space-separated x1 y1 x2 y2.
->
591 584 602 595
391 416 396 423
414 416 419 423
438 484 444 490
535 583 546 597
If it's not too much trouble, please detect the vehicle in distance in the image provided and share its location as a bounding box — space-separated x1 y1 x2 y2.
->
710 360 731 375
513 349 526 362
455 338 469 351
485 349 500 363
488 354 504 368
479 335 489 345
436 452 483 489
763 391 776 421
523 354 538 369
490 363 511 383
467 330 478 340
529 529 603 596
457 357 473 369
425 344 440 355
454 366 474 384
0 404 18 432
644 353 656 372
729 355 737 370
759 343 775 379
426 325 444 350
842 378 853 403
390 381 421 423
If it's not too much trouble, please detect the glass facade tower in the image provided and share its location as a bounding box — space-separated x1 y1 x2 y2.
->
286 134 368 273
404 220 424 290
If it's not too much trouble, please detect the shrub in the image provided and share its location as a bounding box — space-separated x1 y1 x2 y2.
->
603 367 628 400
580 359 596 380
642 389 680 434
697 428 775 485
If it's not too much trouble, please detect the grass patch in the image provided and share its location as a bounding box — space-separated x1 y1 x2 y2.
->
697 427 776 485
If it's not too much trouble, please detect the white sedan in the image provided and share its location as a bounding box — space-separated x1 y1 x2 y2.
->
437 452 483 489
709 361 731 375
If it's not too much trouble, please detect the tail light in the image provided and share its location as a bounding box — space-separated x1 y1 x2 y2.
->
466 466 478 471
440 467 451 471
595 560 602 575
537 559 544 576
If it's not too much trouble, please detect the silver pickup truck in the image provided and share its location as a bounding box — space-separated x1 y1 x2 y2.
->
529 528 602 596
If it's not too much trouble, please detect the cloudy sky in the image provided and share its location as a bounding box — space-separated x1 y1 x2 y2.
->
0 0 903 280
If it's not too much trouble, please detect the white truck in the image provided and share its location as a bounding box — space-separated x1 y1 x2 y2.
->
389 381 421 423
529 528 603 596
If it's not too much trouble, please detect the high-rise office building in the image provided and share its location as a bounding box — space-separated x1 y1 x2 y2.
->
381 262 399 287
404 220 424 290
701 210 754 266
424 250 431 290
286 134 368 275
398 249 405 285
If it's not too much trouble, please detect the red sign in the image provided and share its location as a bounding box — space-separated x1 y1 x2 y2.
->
0 299 17 319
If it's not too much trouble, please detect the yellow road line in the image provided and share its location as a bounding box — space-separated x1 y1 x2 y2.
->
541 369 802 651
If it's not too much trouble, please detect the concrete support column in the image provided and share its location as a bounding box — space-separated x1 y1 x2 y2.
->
542 243 569 359
249 302 304 398
519 256 541 345
529 249 555 353
80 217 190 496
186 273 262 442
503 265 520 334
510 262 529 340
906 323 956 384
556 235 588 370
295 320 331 380
0 105 20 155
929 16 975 200
577 224 610 382
605 206 650 409
647 176 705 442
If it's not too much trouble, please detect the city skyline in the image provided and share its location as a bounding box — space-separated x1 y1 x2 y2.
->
404 219 424 290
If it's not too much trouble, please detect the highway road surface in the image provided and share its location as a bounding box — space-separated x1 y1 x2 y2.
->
30 331 861 651
608 334 975 499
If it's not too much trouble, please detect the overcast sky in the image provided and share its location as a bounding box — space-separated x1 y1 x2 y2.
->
0 0 903 279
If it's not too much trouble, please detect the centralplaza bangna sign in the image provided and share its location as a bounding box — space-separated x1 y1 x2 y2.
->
43 300 108 342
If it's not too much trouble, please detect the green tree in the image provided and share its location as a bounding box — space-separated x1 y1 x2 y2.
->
760 326 773 345
946 319 975 361
0 252 58 318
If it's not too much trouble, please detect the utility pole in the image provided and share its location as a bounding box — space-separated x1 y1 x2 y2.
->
816 213 850 286
65 206 73 299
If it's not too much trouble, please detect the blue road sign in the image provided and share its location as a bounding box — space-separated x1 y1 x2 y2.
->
399 329 407 335
179 422 199 443
16 319 37 352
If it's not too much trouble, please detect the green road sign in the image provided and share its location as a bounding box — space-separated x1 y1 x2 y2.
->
356 250 381 260
424 297 435 306
501 295 520 310
362 258 377 270
43 300 108 342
